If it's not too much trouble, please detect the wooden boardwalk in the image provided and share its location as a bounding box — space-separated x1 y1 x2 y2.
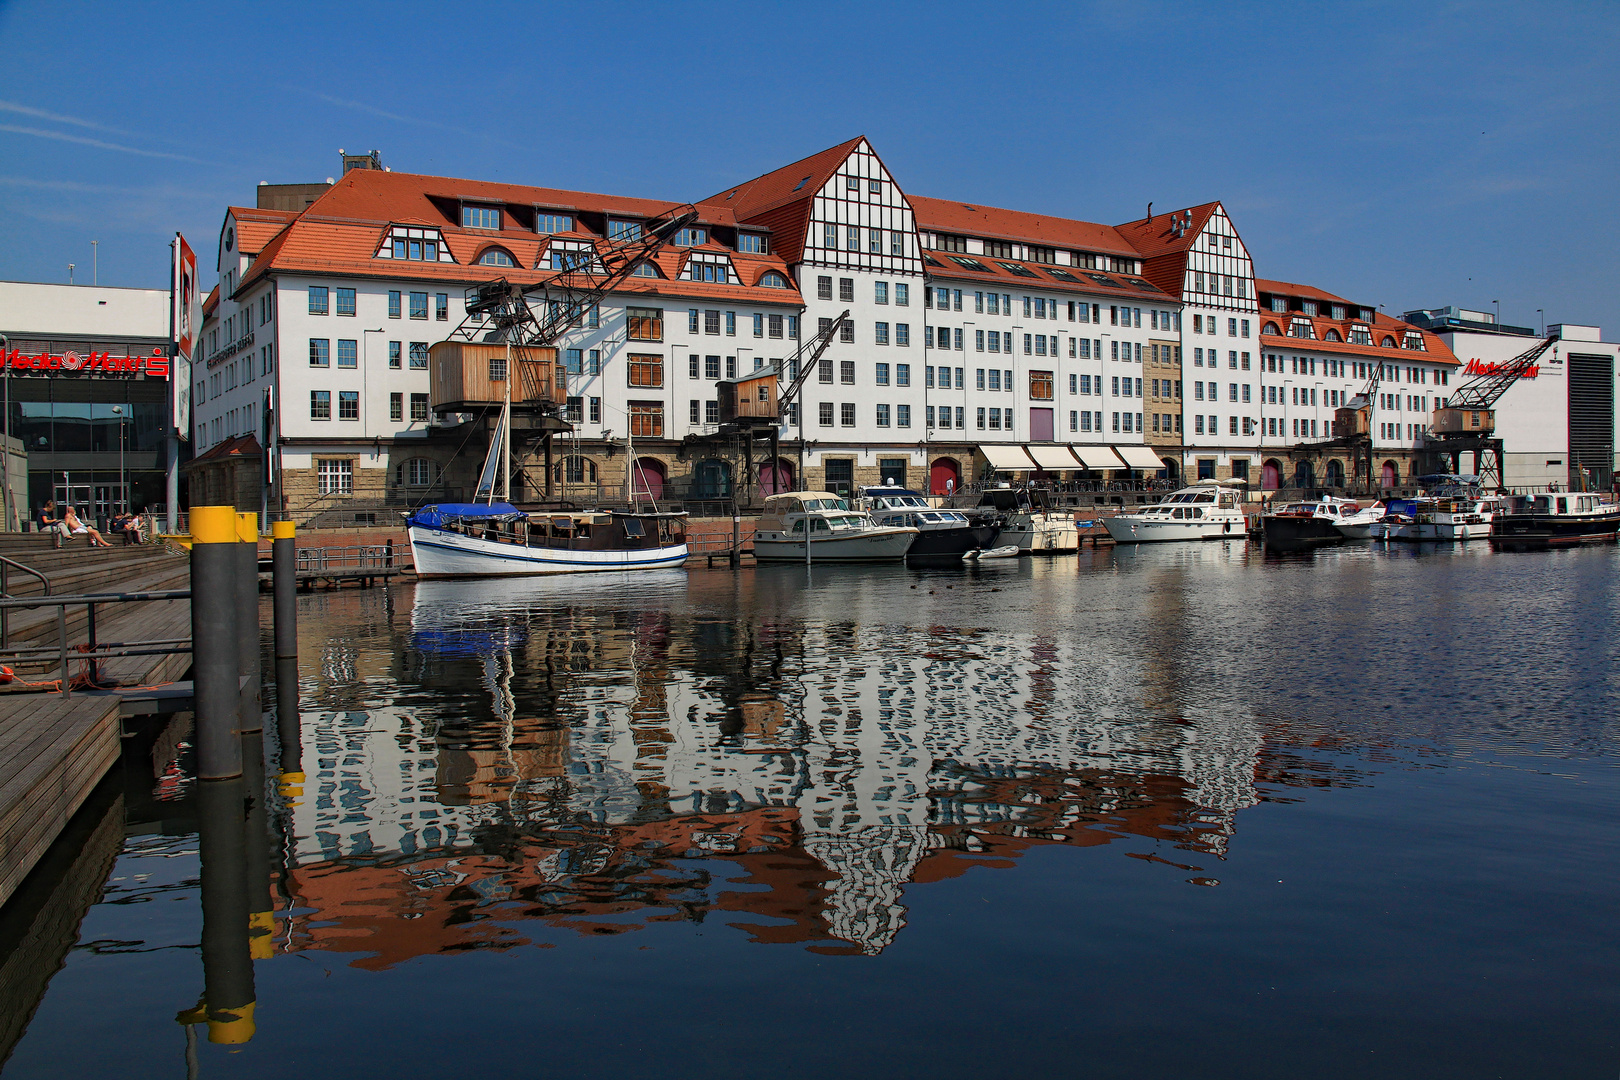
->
0 694 123 907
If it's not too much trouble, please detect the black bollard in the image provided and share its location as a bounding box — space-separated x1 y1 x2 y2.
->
236 513 262 736
271 521 296 662
194 776 256 1044
241 731 275 961
273 655 303 806
191 507 242 780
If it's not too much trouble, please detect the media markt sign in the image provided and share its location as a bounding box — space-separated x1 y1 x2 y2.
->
0 347 170 378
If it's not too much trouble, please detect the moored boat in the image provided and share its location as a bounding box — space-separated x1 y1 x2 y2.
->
857 486 999 560
1261 496 1360 550
1489 492 1620 549
1334 502 1387 540
975 487 1078 553
1104 479 1247 543
752 491 917 562
407 503 689 578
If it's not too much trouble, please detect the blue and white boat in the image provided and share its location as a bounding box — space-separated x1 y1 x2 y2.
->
404 394 686 578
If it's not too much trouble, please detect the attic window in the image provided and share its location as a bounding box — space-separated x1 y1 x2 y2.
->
998 262 1038 278
949 256 990 272
674 227 707 247
792 175 812 192
983 240 1014 259
1302 301 1318 317
1403 332 1426 351
736 233 767 254
758 271 789 289
607 220 642 242
462 205 501 230
1045 267 1078 282
1331 305 1347 320
631 262 660 278
1270 296 1288 313
681 252 735 284
377 225 455 263
536 213 573 234
477 248 516 267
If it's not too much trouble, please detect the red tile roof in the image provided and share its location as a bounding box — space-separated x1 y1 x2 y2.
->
707 137 868 265
1255 278 1353 305
233 169 803 307
910 195 1139 257
1258 308 1457 365
922 252 1171 302
1112 204 1226 298
188 433 261 462
227 207 298 256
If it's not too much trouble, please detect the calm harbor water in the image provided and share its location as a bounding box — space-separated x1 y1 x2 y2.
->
2 540 1618 1078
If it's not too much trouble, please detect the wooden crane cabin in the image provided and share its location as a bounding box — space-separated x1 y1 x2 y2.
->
428 341 557 413
717 365 780 424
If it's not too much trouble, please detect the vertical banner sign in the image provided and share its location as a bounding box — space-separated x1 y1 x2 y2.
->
173 234 198 440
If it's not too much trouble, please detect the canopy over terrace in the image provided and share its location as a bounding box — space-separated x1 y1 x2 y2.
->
1069 445 1129 470
978 444 1036 474
1023 444 1083 472
1112 444 1169 471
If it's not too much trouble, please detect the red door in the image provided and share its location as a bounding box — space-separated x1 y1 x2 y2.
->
630 458 665 500
1029 408 1054 442
760 459 793 495
1261 462 1281 490
930 457 961 495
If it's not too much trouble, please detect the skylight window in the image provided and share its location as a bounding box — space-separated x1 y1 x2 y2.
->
921 254 942 267
949 256 990 272
1126 278 1161 293
792 175 812 192
1044 267 1078 281
1086 273 1116 288
998 262 1038 278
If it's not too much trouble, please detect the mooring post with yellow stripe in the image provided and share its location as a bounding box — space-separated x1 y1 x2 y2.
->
191 506 242 781
194 774 257 1044
236 513 262 736
270 520 302 802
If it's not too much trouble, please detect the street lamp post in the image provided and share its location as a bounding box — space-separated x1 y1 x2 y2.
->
112 405 127 515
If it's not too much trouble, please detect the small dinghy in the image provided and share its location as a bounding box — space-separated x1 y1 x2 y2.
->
963 545 1020 561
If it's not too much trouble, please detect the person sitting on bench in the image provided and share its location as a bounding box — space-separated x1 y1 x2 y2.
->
110 511 145 544
62 505 112 547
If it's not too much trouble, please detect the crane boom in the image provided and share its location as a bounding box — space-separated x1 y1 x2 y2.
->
777 309 850 408
1444 335 1556 410
452 203 699 349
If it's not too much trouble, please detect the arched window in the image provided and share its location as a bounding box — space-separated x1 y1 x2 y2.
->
395 458 440 487
757 270 790 289
1323 328 1342 342
553 456 598 484
477 248 516 267
1262 322 1280 336
631 261 661 278
1381 335 1398 349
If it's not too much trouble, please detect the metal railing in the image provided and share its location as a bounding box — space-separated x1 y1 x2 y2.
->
291 543 404 574
0 588 191 695
0 556 52 647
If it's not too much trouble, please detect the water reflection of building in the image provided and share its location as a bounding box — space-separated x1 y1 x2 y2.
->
280 570 1294 965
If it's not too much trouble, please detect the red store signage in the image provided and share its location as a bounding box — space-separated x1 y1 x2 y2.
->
1 348 169 378
1462 358 1539 379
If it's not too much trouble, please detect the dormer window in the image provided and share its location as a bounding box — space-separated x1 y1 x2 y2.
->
1351 325 1372 345
1289 318 1316 339
377 225 455 262
607 220 643 242
631 261 661 278
983 240 1014 260
674 227 708 247
681 252 736 284
934 233 968 254
537 212 573 234
477 248 516 267
1028 245 1056 264
736 233 767 254
1302 300 1318 317
545 239 598 271
1403 332 1426 351
757 271 790 289
1269 296 1287 313
1331 304 1347 320
462 205 501 230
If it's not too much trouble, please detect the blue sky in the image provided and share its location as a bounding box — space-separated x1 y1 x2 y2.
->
2 0 1616 334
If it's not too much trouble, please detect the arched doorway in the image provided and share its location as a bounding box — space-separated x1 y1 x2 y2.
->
1162 458 1179 480
1261 459 1283 491
630 457 665 501
760 457 794 495
1381 460 1400 488
694 458 733 499
930 456 962 496
1325 459 1345 488
1293 460 1314 489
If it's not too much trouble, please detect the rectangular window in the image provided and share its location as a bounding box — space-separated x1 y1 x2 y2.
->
436 293 449 321
408 342 428 369
817 276 832 301
875 362 890 385
988 331 1001 353
408 292 428 319
689 400 701 424
704 355 721 379
840 360 856 384
1030 370 1053 400
753 313 764 338
819 402 834 426
308 286 329 315
627 307 664 341
334 287 356 317
388 341 402 369
628 402 663 438
870 229 883 254
387 290 401 318
876 403 891 427
410 393 428 421
316 459 352 494
840 403 856 426
726 311 736 337
628 354 664 387
976 407 986 429
818 359 833 383
840 319 855 344
897 404 910 428
988 369 1002 391
338 390 359 420
875 321 890 345
1023 333 1033 355
896 363 910 387
310 390 331 419
705 400 720 424
390 393 403 422
704 309 721 335
337 339 357 368
309 338 329 367
895 323 909 347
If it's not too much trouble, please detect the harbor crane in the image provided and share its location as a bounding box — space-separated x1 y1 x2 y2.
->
1424 335 1557 488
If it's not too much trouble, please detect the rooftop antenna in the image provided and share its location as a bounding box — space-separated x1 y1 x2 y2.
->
67 263 74 285
91 240 97 286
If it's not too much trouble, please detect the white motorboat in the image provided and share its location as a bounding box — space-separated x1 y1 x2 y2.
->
1429 494 1507 541
1103 480 1248 543
1334 502 1387 540
752 491 917 562
975 487 1079 553
1261 496 1363 549
407 504 689 578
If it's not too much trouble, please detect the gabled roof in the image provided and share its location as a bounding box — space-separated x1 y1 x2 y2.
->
227 207 298 256
188 433 261 463
909 195 1139 257
707 137 868 265
1255 278 1353 305
1113 203 1220 259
